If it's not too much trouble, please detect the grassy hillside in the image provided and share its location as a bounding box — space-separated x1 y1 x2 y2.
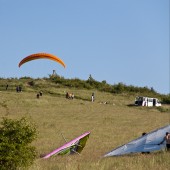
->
0 77 170 170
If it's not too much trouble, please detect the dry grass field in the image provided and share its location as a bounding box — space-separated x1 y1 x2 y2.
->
0 82 170 170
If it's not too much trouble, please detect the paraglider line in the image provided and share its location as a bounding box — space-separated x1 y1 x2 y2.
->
61 133 68 143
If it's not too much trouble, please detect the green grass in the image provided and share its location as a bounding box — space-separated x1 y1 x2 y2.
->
0 80 170 170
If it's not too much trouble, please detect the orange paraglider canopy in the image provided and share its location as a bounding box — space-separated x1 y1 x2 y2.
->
18 53 66 68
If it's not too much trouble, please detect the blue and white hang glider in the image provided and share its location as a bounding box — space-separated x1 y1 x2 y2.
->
104 125 170 157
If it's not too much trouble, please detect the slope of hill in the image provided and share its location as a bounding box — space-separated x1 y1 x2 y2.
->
0 77 170 170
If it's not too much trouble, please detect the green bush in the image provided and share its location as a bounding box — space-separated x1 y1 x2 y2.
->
157 107 170 113
0 117 37 170
27 81 35 86
162 96 170 104
0 76 164 97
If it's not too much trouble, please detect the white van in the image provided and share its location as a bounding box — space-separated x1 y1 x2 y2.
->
134 96 161 107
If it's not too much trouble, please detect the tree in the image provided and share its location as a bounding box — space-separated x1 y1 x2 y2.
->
0 117 37 170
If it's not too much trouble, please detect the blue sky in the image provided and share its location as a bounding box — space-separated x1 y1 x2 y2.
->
0 0 169 94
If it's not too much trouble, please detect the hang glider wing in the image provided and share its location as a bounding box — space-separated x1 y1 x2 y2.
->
18 53 66 68
43 132 90 158
104 125 170 157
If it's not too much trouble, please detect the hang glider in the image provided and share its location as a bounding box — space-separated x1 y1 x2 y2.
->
18 53 66 68
104 125 170 157
43 132 90 159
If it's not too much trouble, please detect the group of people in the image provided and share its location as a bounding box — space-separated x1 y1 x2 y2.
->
16 86 22 92
66 92 74 99
65 92 95 101
37 91 43 99
5 84 22 92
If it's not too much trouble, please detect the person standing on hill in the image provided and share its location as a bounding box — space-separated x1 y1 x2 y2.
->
159 132 170 151
6 84 8 90
39 91 43 96
91 92 95 102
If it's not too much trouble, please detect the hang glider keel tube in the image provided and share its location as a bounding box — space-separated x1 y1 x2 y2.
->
104 125 170 157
